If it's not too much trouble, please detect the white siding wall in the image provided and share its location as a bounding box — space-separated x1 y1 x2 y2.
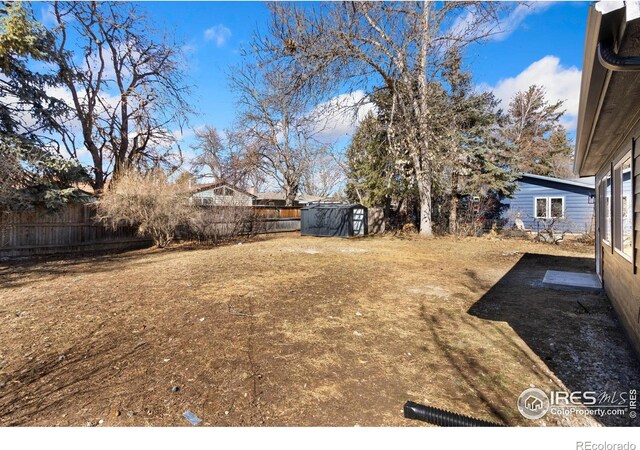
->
191 187 254 206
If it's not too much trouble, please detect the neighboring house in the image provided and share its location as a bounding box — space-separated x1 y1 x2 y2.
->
502 174 595 234
189 182 331 207
253 192 326 207
190 182 256 206
575 2 640 354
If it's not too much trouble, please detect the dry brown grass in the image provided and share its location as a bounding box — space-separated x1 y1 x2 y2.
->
0 234 638 427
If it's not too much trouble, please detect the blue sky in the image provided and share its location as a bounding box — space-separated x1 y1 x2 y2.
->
143 1 588 139
36 1 590 163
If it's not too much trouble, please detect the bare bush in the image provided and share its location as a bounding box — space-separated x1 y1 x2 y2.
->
533 217 575 245
447 195 505 237
96 170 194 247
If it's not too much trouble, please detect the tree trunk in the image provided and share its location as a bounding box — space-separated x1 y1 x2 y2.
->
89 148 105 193
284 174 300 207
284 182 297 206
383 196 392 229
449 195 458 235
410 138 433 237
416 169 433 237
285 192 296 206
449 172 459 235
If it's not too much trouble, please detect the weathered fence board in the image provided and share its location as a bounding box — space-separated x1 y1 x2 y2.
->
192 205 301 236
0 204 149 258
1 204 301 258
252 206 301 231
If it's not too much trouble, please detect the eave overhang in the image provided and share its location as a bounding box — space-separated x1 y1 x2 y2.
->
574 3 640 176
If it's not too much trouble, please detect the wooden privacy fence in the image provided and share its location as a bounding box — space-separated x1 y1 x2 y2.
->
0 204 302 258
191 205 301 236
252 206 301 233
0 203 149 258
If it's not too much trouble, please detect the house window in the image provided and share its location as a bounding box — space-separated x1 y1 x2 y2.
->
614 153 633 259
535 197 564 219
550 198 564 218
535 198 547 218
603 172 612 245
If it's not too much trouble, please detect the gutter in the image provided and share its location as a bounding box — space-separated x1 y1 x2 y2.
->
574 3 638 176
597 42 640 71
574 7 607 176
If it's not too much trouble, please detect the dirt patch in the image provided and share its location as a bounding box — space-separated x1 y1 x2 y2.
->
0 234 638 426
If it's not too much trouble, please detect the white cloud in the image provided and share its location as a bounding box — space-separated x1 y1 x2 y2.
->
482 56 582 131
493 2 552 41
171 126 196 143
38 4 57 28
204 25 232 47
451 2 552 42
311 91 376 144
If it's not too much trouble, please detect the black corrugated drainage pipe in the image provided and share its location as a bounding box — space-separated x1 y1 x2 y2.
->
403 401 503 427
598 42 640 71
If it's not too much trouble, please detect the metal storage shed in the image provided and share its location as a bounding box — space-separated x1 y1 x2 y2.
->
300 204 368 237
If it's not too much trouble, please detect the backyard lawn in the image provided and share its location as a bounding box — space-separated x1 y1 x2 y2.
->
0 234 638 426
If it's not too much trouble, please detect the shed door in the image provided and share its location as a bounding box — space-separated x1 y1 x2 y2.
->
352 208 365 235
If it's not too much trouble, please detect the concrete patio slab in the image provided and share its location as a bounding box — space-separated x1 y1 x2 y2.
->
542 270 603 293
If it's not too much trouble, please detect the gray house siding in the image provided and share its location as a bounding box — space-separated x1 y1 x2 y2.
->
502 176 595 233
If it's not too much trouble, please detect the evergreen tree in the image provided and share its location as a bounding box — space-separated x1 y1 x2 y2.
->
0 1 87 211
501 85 573 177
345 110 416 226
436 50 516 233
345 114 390 207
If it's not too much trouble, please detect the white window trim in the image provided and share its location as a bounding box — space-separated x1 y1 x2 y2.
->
601 175 612 247
614 247 633 263
533 196 565 219
534 197 548 219
613 152 633 263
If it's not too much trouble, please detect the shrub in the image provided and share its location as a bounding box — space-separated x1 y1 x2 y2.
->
533 217 573 245
96 170 194 247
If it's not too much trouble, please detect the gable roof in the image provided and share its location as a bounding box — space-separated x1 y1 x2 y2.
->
190 181 256 198
520 173 595 190
255 192 325 203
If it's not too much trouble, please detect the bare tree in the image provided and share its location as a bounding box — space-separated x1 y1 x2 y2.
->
50 1 191 192
252 2 507 236
302 149 345 198
229 60 325 206
190 125 263 190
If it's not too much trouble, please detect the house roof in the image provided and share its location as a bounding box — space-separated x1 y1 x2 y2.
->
255 192 324 203
574 2 640 176
520 173 595 190
189 181 257 198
